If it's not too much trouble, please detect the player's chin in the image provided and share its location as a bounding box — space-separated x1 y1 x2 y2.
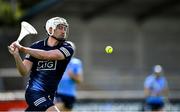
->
57 37 65 42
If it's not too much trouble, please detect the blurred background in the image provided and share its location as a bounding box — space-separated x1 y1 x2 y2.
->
0 0 180 111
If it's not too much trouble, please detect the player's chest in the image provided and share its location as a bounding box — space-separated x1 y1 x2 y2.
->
36 60 58 71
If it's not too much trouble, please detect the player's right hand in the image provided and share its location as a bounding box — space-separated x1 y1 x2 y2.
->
8 41 19 55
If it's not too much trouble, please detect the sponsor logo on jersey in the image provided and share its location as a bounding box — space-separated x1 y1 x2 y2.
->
37 60 57 71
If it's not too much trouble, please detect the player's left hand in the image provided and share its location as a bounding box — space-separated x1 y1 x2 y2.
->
14 41 23 51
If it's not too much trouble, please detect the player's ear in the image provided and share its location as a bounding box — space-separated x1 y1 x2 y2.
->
49 27 53 34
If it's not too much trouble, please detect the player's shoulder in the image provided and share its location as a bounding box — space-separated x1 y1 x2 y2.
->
64 41 75 49
63 41 72 46
30 38 45 47
160 75 166 80
146 74 154 80
61 41 74 51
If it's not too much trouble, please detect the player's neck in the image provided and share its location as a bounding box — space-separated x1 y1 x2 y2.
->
47 36 59 47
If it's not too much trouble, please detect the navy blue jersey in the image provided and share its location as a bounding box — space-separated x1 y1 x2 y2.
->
25 38 74 93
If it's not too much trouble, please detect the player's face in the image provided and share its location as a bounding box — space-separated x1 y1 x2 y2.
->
155 72 161 77
53 24 67 39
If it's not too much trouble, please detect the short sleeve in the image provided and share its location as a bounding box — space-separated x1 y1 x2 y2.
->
71 60 83 75
59 45 74 59
144 76 152 88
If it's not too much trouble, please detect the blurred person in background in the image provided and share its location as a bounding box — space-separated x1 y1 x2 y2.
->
54 41 83 112
144 65 169 112
8 17 74 111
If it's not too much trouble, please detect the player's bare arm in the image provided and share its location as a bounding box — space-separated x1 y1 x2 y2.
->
8 42 32 76
144 87 151 97
23 47 65 60
68 70 83 83
14 42 65 60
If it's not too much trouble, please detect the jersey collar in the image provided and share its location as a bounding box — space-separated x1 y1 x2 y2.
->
43 37 48 46
43 37 65 47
